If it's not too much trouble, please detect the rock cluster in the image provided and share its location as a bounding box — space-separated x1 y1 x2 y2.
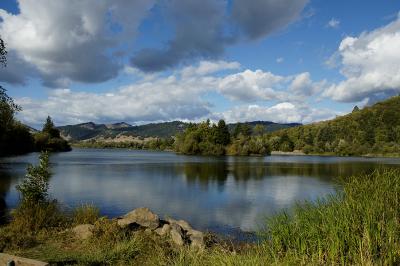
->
72 207 205 250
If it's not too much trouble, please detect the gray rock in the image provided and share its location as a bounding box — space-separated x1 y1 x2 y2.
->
170 223 184 246
72 224 94 240
166 218 193 231
117 207 159 230
155 224 171 236
188 229 205 249
0 253 49 266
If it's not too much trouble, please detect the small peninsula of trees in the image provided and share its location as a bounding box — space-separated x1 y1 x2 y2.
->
35 116 71 152
174 119 271 156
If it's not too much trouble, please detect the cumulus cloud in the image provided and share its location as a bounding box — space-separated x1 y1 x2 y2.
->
290 72 326 97
218 70 325 102
14 60 331 127
323 15 400 102
0 0 155 87
219 102 338 124
16 61 228 127
131 0 309 72
218 70 286 102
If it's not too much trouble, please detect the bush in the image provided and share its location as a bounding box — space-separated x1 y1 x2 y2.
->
17 151 51 204
73 203 100 225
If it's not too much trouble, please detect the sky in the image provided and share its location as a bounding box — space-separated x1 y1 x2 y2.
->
0 0 400 128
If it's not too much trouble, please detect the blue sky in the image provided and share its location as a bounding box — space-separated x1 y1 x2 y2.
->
0 0 400 128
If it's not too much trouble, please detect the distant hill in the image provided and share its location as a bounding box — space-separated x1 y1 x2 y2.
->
270 96 400 156
58 120 301 141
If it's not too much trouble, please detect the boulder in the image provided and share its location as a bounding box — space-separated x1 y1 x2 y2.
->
166 218 193 231
72 224 94 240
117 208 159 230
170 223 184 246
187 229 205 249
155 224 171 236
0 253 49 266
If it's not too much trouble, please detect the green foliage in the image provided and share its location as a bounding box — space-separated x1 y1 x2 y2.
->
3 152 65 241
17 152 51 204
233 123 252 138
226 135 271 156
263 169 400 264
268 96 400 156
175 120 229 155
175 119 271 156
33 116 71 152
72 204 100 225
0 39 35 156
42 115 61 138
75 137 175 151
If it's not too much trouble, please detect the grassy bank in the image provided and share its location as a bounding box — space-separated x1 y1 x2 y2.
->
1 168 400 265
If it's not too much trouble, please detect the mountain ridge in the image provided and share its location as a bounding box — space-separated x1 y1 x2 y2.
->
58 120 301 141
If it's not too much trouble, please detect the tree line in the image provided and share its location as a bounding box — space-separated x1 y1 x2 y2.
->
266 97 400 156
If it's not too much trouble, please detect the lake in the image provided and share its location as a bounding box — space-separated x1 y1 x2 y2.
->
1 148 400 239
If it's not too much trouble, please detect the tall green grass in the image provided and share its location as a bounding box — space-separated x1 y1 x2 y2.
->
262 169 400 265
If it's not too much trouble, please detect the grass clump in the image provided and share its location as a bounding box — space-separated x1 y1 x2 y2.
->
72 203 100 225
263 169 400 265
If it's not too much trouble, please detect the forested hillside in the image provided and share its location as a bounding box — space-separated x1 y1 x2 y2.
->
270 96 400 156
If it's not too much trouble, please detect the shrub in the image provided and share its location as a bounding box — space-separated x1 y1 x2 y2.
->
73 203 100 225
16 151 51 204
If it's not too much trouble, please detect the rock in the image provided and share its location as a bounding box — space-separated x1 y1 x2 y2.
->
0 253 49 266
190 235 205 250
170 223 184 246
166 218 193 231
117 207 159 230
72 224 94 240
187 229 205 250
155 224 171 236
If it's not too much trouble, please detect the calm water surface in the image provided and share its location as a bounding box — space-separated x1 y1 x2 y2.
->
1 148 400 238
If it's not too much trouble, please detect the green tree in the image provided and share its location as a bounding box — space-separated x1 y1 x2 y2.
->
253 124 265 136
215 119 230 145
0 37 34 156
233 123 252 138
17 152 51 204
42 116 61 138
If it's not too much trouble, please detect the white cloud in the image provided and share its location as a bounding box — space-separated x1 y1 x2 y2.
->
327 18 340 29
14 60 332 127
181 60 241 77
324 15 400 102
290 72 326 97
219 102 338 124
218 70 325 102
276 57 284 63
217 69 287 102
16 61 230 127
0 0 155 86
